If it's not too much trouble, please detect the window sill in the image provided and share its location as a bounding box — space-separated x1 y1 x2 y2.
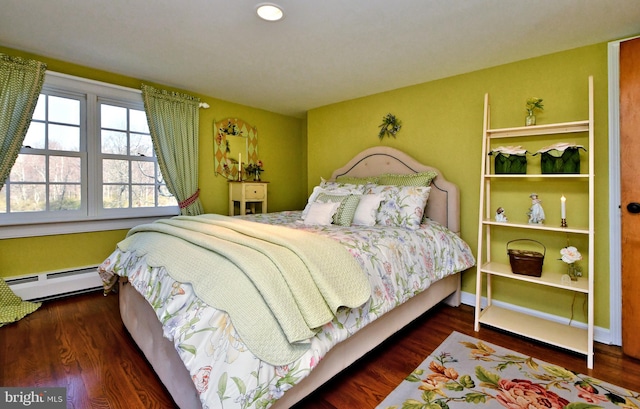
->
0 215 178 239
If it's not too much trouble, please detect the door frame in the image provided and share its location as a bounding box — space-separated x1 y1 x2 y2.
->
608 35 640 346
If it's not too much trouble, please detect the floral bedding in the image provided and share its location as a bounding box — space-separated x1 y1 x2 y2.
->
99 211 475 409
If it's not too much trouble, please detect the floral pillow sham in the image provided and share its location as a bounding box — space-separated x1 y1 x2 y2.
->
365 185 431 230
334 175 380 185
302 173 434 229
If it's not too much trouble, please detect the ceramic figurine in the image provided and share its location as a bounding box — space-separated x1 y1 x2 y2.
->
495 207 508 222
527 193 545 224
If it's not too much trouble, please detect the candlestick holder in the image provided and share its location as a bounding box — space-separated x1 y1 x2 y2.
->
561 218 567 228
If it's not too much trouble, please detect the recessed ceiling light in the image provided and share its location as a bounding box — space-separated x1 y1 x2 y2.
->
256 3 284 22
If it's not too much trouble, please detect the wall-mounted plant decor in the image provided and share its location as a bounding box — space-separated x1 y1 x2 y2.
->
378 113 402 140
213 118 258 180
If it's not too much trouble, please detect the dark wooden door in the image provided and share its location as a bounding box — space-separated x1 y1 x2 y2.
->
620 36 640 358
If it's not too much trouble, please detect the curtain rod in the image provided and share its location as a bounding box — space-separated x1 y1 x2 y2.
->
46 70 142 94
46 70 210 108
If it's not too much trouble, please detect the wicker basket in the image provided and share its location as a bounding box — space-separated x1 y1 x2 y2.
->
507 239 545 277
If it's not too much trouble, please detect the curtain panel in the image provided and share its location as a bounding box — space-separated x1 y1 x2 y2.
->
0 54 47 190
141 84 203 216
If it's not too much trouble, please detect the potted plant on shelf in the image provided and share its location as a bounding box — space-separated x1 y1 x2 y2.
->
560 246 583 281
534 142 586 174
489 145 529 174
525 97 544 126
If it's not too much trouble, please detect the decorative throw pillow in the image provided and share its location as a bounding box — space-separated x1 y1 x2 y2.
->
302 186 326 218
315 193 361 226
302 201 341 226
335 175 380 185
302 183 366 218
366 185 431 230
378 170 438 187
352 194 384 226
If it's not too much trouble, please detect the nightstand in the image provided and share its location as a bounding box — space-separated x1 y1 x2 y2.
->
228 181 268 216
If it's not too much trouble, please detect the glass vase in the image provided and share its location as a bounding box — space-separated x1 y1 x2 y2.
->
254 170 261 181
525 110 536 126
567 263 580 281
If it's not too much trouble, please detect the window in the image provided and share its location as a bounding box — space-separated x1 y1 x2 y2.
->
99 102 174 210
0 72 178 238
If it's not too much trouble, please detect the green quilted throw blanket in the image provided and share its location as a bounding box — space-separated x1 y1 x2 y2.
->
0 278 41 327
118 214 371 365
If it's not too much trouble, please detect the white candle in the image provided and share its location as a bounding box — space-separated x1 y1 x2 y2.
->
561 195 566 219
239 153 241 167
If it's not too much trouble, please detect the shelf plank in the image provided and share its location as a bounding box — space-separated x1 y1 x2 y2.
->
478 306 589 355
482 219 590 234
481 261 589 293
487 120 589 138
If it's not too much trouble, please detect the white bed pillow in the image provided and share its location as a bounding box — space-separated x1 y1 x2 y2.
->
365 185 431 230
302 201 341 225
352 194 384 226
302 186 326 218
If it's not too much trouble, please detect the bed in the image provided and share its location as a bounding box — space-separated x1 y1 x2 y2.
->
98 146 475 409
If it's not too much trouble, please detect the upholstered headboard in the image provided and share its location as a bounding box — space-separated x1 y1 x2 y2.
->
329 146 460 234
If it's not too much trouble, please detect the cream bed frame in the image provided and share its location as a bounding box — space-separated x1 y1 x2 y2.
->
118 146 462 408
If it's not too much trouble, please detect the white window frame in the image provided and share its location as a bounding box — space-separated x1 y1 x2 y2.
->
0 72 178 239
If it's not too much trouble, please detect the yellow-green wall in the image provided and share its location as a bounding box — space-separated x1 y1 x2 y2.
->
1 41 615 330
307 43 610 328
0 46 305 279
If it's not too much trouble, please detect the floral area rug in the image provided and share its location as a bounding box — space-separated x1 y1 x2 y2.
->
376 331 639 409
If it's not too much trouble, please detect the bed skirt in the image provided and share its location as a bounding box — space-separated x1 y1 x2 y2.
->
118 273 461 408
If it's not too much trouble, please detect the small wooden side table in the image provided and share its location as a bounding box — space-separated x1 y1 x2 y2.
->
228 181 268 216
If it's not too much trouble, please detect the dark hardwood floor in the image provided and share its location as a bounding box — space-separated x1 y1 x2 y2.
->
1 290 638 408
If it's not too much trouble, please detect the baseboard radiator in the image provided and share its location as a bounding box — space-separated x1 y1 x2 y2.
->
5 266 102 302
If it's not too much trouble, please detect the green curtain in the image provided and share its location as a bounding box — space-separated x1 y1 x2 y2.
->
0 277 41 327
141 84 203 216
0 54 47 191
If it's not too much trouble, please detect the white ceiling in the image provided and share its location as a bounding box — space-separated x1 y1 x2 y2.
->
1 0 639 117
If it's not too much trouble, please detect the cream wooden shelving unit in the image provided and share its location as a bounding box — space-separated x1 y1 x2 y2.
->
474 76 595 368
